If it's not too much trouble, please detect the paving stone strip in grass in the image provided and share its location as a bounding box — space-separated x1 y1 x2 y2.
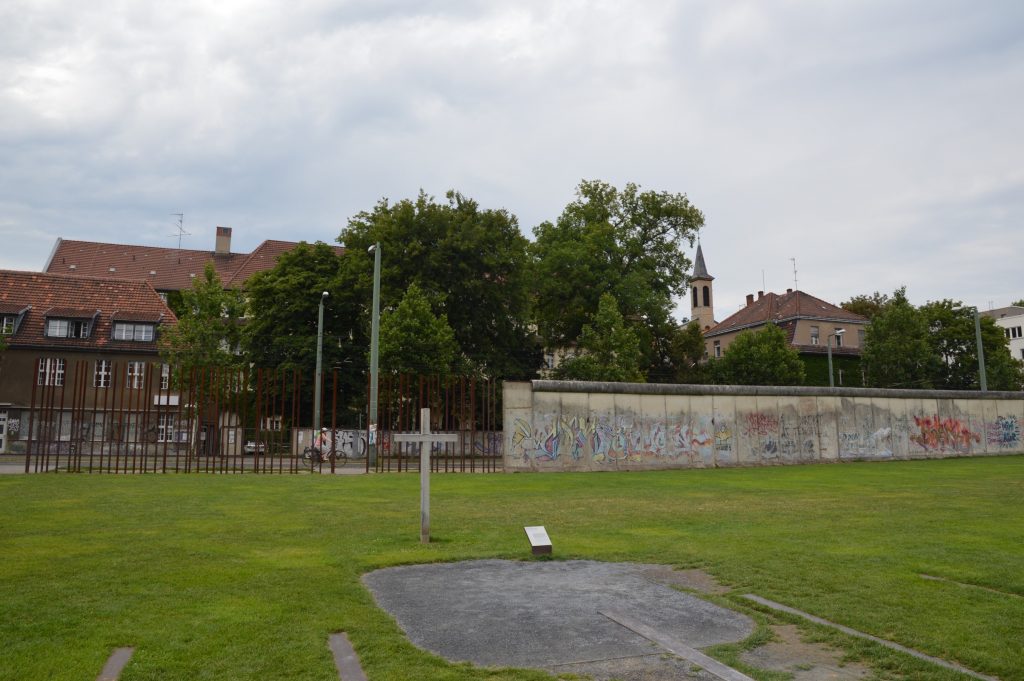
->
95 647 133 681
741 594 1001 681
328 633 367 681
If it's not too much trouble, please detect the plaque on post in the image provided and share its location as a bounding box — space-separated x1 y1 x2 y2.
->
524 525 552 555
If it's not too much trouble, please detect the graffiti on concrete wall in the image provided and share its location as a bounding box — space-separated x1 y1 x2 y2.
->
910 416 980 453
839 426 893 458
986 415 1020 449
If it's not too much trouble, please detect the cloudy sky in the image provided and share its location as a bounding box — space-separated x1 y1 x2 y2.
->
2 0 1022 321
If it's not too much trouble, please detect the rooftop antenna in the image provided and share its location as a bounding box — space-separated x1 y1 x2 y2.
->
790 257 798 290
169 213 190 249
762 269 766 292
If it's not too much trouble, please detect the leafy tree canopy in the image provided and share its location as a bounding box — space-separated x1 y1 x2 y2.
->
920 299 1023 391
841 291 891 321
715 324 805 386
530 180 704 379
242 242 349 373
159 262 246 382
668 321 710 383
1013 299 1024 307
861 287 938 389
554 293 645 383
338 190 539 379
379 283 460 376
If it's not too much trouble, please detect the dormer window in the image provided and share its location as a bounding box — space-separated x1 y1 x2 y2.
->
46 318 90 338
113 322 155 342
1 316 13 334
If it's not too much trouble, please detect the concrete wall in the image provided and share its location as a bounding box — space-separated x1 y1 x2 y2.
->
504 381 1024 471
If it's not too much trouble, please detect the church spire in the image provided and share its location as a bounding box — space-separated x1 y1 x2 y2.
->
693 243 713 281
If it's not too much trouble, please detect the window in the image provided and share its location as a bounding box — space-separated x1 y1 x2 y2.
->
1009 326 1023 340
157 414 175 442
45 319 89 338
1020 348 1024 360
702 286 710 307
38 358 65 386
810 326 820 345
263 416 283 431
113 323 154 342
1 316 14 334
833 329 843 347
713 340 721 358
94 360 111 388
160 364 170 390
127 362 145 389
691 286 698 307
857 329 865 346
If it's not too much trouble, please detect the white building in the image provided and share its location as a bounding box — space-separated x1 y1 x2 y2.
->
982 305 1024 362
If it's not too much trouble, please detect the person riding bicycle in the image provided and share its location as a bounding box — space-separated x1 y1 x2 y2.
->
313 427 331 463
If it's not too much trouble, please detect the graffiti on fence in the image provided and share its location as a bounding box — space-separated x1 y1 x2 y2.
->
986 415 1020 449
910 416 980 453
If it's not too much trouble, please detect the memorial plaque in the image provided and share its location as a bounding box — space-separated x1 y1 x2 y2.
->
524 525 552 555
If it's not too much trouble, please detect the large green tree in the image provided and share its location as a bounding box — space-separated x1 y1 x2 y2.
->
861 288 937 389
715 324 805 386
1012 299 1024 307
379 283 460 375
554 293 645 382
530 180 704 380
159 263 246 380
920 299 1024 391
338 191 539 379
242 242 351 373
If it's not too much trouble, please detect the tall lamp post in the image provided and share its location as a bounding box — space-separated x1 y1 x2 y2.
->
973 308 988 391
368 243 382 467
313 291 329 435
827 328 846 388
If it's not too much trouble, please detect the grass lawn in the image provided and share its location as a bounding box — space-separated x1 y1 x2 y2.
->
1 456 1022 681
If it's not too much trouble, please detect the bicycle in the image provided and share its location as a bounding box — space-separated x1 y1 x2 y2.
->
300 445 349 471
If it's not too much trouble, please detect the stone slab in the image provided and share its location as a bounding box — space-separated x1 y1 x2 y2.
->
363 560 754 671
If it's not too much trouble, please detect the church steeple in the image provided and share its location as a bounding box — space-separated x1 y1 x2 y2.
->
689 243 715 331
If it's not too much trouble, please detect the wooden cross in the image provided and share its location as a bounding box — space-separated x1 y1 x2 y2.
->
393 408 458 543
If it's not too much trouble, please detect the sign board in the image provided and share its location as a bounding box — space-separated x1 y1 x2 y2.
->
524 525 552 555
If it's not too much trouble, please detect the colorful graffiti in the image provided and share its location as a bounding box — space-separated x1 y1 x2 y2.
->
986 415 1020 449
910 416 981 453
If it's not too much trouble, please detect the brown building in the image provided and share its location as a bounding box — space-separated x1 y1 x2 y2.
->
689 246 869 385
44 227 345 299
0 270 177 454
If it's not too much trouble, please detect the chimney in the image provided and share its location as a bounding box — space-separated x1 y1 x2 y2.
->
786 288 792 294
757 290 764 300
215 226 232 255
746 294 754 306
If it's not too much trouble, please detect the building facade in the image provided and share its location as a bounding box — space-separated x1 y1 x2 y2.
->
982 305 1024 363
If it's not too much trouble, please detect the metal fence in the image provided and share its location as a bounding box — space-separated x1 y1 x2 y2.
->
18 359 501 474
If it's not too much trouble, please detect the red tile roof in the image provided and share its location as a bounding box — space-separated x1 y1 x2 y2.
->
0 270 176 353
45 238 344 291
706 290 867 338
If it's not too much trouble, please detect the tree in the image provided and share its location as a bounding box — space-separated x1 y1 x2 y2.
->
530 180 704 379
920 299 1024 391
668 321 709 383
159 262 246 379
554 293 645 382
242 242 351 372
861 288 937 389
379 283 460 375
715 324 805 386
841 291 891 321
338 191 539 379
1013 299 1024 307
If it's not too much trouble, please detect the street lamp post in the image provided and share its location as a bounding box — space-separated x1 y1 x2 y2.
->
368 243 382 467
313 291 329 435
973 308 988 391
827 328 846 388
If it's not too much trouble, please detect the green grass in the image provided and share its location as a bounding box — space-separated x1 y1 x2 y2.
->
1 456 1022 681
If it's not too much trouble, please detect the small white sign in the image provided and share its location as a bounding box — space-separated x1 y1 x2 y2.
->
524 526 552 555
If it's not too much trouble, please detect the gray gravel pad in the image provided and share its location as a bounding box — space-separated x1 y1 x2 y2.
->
362 560 754 671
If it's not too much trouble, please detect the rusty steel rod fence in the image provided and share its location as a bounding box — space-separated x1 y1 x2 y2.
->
21 360 502 474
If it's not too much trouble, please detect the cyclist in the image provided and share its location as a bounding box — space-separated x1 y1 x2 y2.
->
313 427 331 464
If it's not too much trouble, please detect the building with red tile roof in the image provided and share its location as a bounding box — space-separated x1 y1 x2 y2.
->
43 227 344 294
0 270 177 453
